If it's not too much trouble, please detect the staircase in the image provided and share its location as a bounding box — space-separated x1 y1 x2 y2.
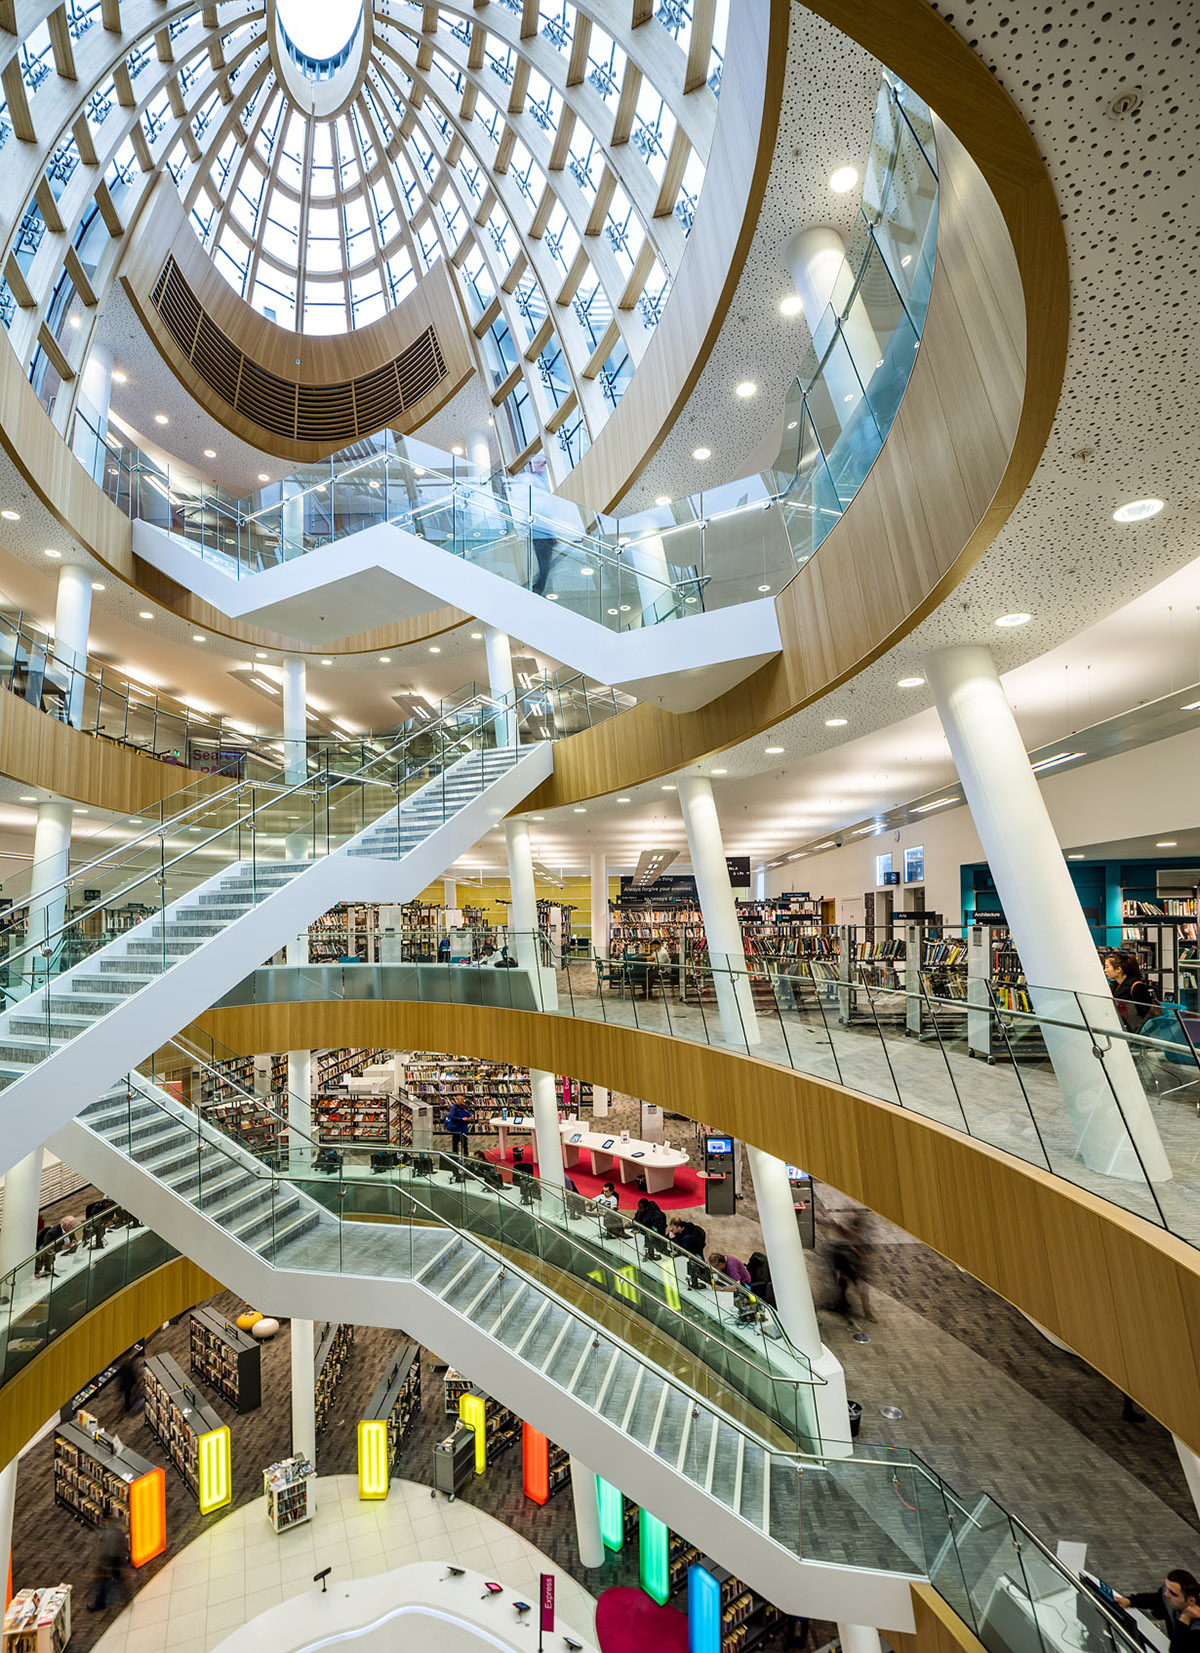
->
0 742 551 1173
51 1078 923 1628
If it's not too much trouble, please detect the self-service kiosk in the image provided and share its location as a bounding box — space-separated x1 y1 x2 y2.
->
703 1133 737 1216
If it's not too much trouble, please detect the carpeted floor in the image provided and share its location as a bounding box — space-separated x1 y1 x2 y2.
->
596 1585 689 1652
482 1144 706 1210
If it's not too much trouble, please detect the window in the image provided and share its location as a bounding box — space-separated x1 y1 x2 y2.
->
875 853 893 887
904 846 925 883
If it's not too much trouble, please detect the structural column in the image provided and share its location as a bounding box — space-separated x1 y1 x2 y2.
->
570 1459 604 1569
26 800 73 987
784 226 881 425
925 645 1170 1182
0 1144 45 1591
484 626 518 748
504 818 564 1186
53 563 93 729
676 777 759 1046
589 850 608 959
281 656 307 790
838 1626 883 1653
290 1316 316 1467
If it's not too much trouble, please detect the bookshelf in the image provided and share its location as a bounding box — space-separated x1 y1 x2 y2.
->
358 1343 421 1497
190 1308 262 1414
2 1587 71 1653
404 1055 591 1138
315 1091 398 1145
314 1322 354 1434
317 1048 390 1089
53 1418 165 1567
143 1353 231 1512
443 1369 474 1416
456 1387 520 1472
521 1423 571 1505
263 1454 317 1532
201 1094 284 1160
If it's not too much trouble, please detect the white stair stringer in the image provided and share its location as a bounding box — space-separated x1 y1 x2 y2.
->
50 1090 921 1633
133 519 781 714
0 743 552 1175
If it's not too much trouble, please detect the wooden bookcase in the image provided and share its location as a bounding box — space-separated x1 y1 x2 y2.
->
190 1307 262 1414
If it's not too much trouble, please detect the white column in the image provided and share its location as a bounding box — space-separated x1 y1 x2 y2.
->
281 478 306 553
925 645 1171 1183
754 862 767 902
26 800 73 987
748 1146 850 1454
0 1145 45 1584
287 1050 312 1172
676 777 759 1046
1173 1438 1200 1527
484 626 517 747
291 1317 316 1466
589 850 608 959
504 818 563 1182
281 656 307 788
70 344 113 478
443 879 457 910
52 564 93 729
530 1070 564 1187
570 1460 604 1569
838 1625 883 1653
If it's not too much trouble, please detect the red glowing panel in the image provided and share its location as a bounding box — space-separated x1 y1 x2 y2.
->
129 1468 166 1567
523 1423 549 1505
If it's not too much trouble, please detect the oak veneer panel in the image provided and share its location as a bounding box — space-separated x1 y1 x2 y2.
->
0 1257 221 1471
195 1000 1200 1450
892 1585 990 1653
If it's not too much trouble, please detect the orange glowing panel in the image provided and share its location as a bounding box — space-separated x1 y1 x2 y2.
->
523 1424 549 1505
128 1467 166 1567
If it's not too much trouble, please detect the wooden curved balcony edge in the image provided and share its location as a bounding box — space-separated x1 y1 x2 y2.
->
194 999 1200 1455
0 1256 220 1473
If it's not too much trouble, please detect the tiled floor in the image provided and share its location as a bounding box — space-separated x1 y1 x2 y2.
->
86 1474 599 1653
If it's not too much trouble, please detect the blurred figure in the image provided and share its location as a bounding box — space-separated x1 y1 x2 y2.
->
116 1353 141 1414
828 1207 874 1320
87 1511 129 1611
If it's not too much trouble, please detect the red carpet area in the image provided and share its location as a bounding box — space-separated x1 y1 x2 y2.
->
482 1146 705 1210
595 1586 689 1653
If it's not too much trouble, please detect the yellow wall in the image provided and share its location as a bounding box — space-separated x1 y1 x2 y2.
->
411 875 621 933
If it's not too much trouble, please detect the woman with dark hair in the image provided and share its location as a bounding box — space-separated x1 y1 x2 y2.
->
1103 950 1158 1031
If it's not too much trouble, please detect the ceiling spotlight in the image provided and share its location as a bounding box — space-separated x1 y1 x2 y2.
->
758 584 772 593
139 610 154 619
1 509 19 521
829 165 858 193
661 784 677 792
897 676 925 688
93 583 105 591
452 446 464 456
112 370 127 383
44 547 61 558
257 473 270 482
204 448 216 458
255 651 268 659
765 746 784 754
72 808 88 815
379 656 392 663
1067 853 1085 860
655 496 672 507
711 768 727 776
824 717 848 727
430 646 441 653
154 413 168 425
735 381 757 399
19 795 36 803
617 797 631 804
1156 840 1178 847
470 632 483 639
573 806 587 813
900 254 912 268
692 447 711 461
779 295 804 317
786 420 797 431
1112 498 1164 523
995 613 1031 627
321 658 333 665
192 634 206 643
546 592 560 600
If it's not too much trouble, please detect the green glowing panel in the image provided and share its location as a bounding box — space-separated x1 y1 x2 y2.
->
639 1508 670 1604
597 1475 624 1552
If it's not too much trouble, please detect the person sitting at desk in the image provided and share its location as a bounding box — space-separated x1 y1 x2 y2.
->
708 1251 753 1289
668 1219 706 1257
1116 1571 1200 1650
591 1182 619 1211
634 1197 667 1258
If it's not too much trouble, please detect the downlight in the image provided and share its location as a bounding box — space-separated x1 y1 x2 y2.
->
1112 498 1164 523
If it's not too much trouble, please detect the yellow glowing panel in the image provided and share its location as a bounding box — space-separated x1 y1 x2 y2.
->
357 1419 390 1499
198 1425 231 1514
613 1265 638 1303
459 1392 487 1475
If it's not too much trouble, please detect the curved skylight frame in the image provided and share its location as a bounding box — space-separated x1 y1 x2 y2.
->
0 2 730 483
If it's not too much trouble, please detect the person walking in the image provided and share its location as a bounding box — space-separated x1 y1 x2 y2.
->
444 1100 472 1158
828 1207 874 1320
87 1512 129 1612
116 1353 141 1413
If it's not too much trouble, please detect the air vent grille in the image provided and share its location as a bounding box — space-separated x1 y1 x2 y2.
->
149 255 447 442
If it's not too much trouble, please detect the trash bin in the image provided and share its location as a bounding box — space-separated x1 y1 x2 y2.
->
848 1401 863 1439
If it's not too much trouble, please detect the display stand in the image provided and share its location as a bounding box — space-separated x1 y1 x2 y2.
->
263 1455 317 1532
190 1307 262 1413
432 1425 477 1500
2 1587 71 1653
357 1342 421 1498
53 1416 165 1567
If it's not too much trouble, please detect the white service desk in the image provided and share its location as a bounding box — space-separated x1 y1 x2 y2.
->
559 1121 688 1193
487 1115 536 1155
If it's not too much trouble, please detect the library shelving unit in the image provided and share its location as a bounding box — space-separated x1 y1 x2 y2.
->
200 1095 285 1160
456 1387 520 1473
401 902 440 960
965 926 1047 1063
316 1048 390 1090
668 1532 702 1598
314 1322 354 1434
903 929 968 1040
737 896 825 964
190 1307 262 1413
521 1423 571 1505
357 1343 422 1498
685 1557 785 1653
1121 899 1199 1005
314 1092 398 1146
143 1353 231 1513
53 1417 165 1567
443 1368 474 1416
2 1587 71 1653
263 1454 317 1533
403 1055 591 1139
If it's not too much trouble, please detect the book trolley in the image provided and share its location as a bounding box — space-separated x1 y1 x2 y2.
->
263 1454 317 1533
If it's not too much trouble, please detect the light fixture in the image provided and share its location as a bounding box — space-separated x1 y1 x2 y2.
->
843 393 855 403
661 784 677 792
711 768 727 776
112 370 127 383
786 420 797 430
824 717 848 727
1030 751 1084 774
813 840 836 850
257 472 269 482
617 797 631 804
765 746 784 754
913 797 956 812
995 613 1031 627
546 592 560 600
573 806 587 813
192 634 205 643
470 631 483 639
1156 840 1178 848
430 645 441 653
92 583 105 591
255 651 268 659
203 448 216 458
655 496 672 507
897 675 925 688
379 656 391 664
779 295 804 317
19 795 36 803
1112 498 1164 523
758 584 772 593
138 610 153 619
692 447 711 461
1 510 18 521
44 547 61 558
900 254 912 268
154 413 168 425
72 808 88 815
830 165 858 193
735 381 757 399
250 678 278 694
321 658 333 665
452 445 464 456
1067 853 1085 860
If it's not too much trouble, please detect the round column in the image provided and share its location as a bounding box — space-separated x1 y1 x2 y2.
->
484 627 517 748
784 225 881 433
504 817 563 1178
291 1316 316 1466
0 1145 45 1587
569 1460 604 1569
589 850 608 960
70 344 113 479
838 1625 883 1653
675 777 759 1046
925 644 1170 1183
530 1069 564 1187
53 564 93 729
281 656 307 789
27 800 73 987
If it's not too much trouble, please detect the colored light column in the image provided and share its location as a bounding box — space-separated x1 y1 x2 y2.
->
357 1419 390 1500
459 1392 488 1475
639 1508 670 1605
688 1563 720 1653
597 1476 624 1552
198 1425 231 1515
128 1467 166 1568
523 1423 549 1505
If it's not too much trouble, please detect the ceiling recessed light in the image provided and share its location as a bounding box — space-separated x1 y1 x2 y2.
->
203 449 216 458
255 651 268 659
1156 841 1178 848
995 613 1031 627
900 254 912 268
573 806 587 813
711 768 727 775
661 784 676 792
735 381 757 399
19 795 36 802
153 413 168 425
111 370 127 383
765 746 784 754
192 633 205 643
786 420 797 431
92 582 105 591
829 165 858 193
139 610 153 619
321 658 333 665
379 656 392 663
258 473 270 482
843 393 855 403
897 676 925 688
72 808 88 815
44 547 61 558
692 447 711 461
470 631 483 639
655 496 672 507
913 798 956 812
546 592 560 600
617 797 631 803
757 584 772 593
1 510 18 521
1067 853 1085 860
1030 751 1084 774
779 295 804 317
824 718 848 727
1112 498 1164 523
452 446 464 456
430 646 441 653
